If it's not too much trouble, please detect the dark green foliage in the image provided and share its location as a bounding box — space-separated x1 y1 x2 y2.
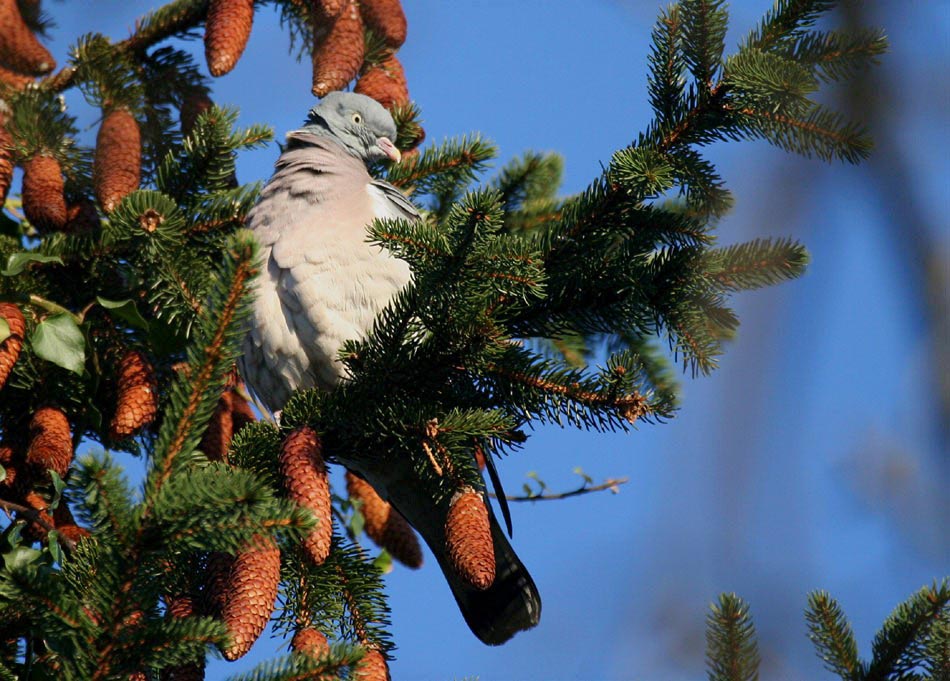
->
705 593 760 681
713 581 950 681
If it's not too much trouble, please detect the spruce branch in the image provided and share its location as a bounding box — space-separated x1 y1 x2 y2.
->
805 591 861 680
705 593 760 681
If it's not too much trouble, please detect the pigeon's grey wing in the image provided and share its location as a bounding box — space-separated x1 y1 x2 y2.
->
369 178 421 222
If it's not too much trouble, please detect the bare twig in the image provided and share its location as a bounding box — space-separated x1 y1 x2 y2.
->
0 497 78 553
492 476 629 503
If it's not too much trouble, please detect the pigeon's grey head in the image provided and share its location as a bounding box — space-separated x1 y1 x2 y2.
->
298 91 401 163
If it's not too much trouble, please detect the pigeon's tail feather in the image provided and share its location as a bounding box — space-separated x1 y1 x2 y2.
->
443 512 541 645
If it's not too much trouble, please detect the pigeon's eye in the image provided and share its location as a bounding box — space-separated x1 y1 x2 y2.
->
351 113 362 125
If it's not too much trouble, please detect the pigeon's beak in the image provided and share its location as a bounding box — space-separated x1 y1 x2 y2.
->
376 137 401 163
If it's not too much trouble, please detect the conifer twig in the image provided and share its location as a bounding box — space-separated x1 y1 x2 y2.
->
0 497 78 553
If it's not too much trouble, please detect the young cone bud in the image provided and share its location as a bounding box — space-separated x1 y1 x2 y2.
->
311 0 364 97
27 406 72 479
0 123 12 204
353 55 408 110
291 627 329 658
445 489 495 590
110 350 157 440
358 0 407 49
0 0 54 74
205 0 255 77
280 427 332 565
53 501 90 543
346 471 422 569
21 154 66 231
219 534 281 661
0 303 25 390
354 648 390 681
94 108 141 213
199 391 233 462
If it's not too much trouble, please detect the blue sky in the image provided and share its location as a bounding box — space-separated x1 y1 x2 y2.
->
37 1 949 679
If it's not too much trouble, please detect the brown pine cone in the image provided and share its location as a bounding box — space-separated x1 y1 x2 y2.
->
0 123 12 204
291 627 329 658
205 0 255 77
0 302 25 390
110 350 157 440
346 472 422 569
0 442 16 488
354 647 390 681
202 550 235 618
0 62 32 90
354 55 408 110
219 534 281 661
52 501 90 543
0 0 54 75
444 489 495 591
64 197 101 234
280 427 332 565
163 595 206 681
313 0 346 19
21 490 53 543
229 387 256 435
311 0 364 97
199 391 233 462
358 0 407 49
180 88 214 137
21 153 67 231
94 108 141 213
27 406 72 479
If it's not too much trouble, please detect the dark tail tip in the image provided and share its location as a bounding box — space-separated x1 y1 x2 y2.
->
451 514 541 645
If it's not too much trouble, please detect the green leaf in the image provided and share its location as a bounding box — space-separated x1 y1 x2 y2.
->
48 471 65 510
373 549 393 575
0 318 9 343
31 314 86 374
96 297 150 331
1 252 63 276
350 506 365 538
47 533 64 565
0 463 5 484
1 545 43 571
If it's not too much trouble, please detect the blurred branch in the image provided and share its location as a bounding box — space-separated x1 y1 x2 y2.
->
493 476 629 502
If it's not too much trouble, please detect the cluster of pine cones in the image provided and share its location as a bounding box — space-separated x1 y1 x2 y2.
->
204 0 415 116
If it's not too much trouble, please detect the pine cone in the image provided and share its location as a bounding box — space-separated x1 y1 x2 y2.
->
64 197 100 234
346 472 422 569
0 442 17 489
0 63 32 90
229 387 256 435
202 550 235 617
205 0 255 77
311 0 364 97
94 108 141 213
0 123 12 204
110 350 157 440
354 647 390 681
0 0 54 74
444 489 495 590
313 0 346 19
280 427 332 565
180 88 214 137
27 406 72 479
163 595 206 681
0 302 25 390
219 535 281 661
199 391 233 462
358 0 407 49
53 501 90 543
291 627 329 658
21 153 67 231
21 490 52 543
354 55 408 111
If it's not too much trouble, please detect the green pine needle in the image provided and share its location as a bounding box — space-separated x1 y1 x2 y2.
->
705 593 761 681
